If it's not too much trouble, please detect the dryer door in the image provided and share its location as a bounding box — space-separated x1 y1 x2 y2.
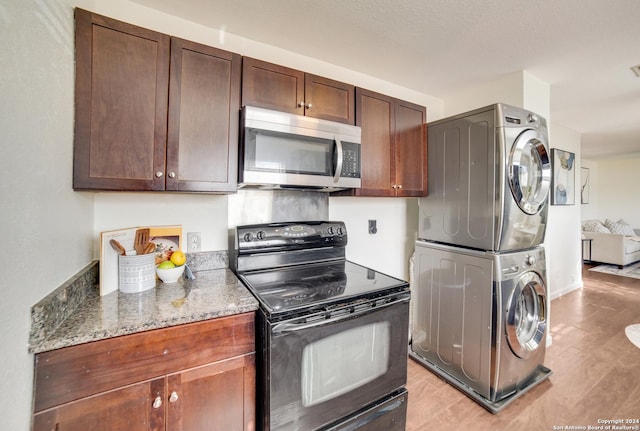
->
508 129 551 215
505 271 547 359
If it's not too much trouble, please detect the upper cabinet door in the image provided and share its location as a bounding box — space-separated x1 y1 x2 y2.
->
167 38 241 192
304 74 355 124
73 9 170 191
394 100 427 197
336 88 427 197
241 57 304 115
241 57 355 124
73 10 240 193
355 88 395 196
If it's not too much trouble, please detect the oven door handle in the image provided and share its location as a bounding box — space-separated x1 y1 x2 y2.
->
272 294 409 335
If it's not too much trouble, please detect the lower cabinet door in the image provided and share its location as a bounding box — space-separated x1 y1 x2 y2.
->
166 354 256 431
33 378 165 431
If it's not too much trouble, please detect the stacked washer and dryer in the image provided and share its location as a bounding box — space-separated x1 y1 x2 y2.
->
410 103 553 412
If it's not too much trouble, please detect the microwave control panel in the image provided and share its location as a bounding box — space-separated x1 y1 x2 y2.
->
341 142 361 178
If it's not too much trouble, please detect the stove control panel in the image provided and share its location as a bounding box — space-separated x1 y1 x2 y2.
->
236 221 347 253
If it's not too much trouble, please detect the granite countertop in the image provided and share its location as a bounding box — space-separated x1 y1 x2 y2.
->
29 263 259 354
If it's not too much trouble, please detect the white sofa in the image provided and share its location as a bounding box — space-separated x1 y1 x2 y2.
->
582 219 640 268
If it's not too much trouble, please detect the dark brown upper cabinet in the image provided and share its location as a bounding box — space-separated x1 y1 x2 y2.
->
167 37 240 192
73 9 240 192
241 57 355 125
335 88 427 197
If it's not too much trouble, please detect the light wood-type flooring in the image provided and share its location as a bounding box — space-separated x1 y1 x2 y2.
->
406 264 640 430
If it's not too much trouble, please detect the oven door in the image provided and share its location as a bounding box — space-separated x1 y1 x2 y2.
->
260 293 409 431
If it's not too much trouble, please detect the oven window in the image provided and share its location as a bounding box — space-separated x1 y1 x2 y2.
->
247 129 333 175
300 321 390 407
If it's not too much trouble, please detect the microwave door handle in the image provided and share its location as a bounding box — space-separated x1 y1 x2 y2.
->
272 294 409 336
333 136 343 183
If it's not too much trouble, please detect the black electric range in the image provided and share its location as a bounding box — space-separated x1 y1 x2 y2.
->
231 221 410 431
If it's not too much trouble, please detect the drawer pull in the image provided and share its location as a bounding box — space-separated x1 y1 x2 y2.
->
169 391 179 403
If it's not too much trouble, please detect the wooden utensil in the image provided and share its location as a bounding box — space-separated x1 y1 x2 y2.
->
134 228 150 255
109 239 126 256
142 242 156 255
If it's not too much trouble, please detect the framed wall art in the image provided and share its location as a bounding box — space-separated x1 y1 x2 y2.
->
550 148 575 205
581 167 590 204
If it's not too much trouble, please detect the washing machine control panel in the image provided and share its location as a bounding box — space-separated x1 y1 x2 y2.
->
525 255 536 266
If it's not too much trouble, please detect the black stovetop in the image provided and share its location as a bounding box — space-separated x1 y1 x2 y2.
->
232 221 409 320
237 260 408 319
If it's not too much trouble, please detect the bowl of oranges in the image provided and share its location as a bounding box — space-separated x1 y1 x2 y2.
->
156 250 187 284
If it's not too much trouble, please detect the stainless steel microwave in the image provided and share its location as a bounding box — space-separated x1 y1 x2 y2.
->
239 106 362 192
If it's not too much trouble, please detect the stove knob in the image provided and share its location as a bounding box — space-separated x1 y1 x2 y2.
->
327 226 335 235
243 232 254 242
256 230 266 240
336 227 344 236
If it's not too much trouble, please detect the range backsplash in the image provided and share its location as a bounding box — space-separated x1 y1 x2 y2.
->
228 189 329 227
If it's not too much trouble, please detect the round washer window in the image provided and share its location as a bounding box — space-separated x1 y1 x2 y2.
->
508 129 551 215
506 272 547 359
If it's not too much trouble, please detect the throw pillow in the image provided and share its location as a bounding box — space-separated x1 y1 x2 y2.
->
582 220 611 233
604 219 635 235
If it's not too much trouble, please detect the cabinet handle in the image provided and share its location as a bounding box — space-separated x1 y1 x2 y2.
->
169 391 179 403
155 171 164 178
392 185 397 189
298 101 305 108
152 396 162 409
168 172 176 179
397 184 402 189
306 103 312 109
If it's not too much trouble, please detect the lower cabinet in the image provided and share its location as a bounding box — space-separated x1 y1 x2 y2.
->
32 313 255 431
33 379 166 430
166 355 255 431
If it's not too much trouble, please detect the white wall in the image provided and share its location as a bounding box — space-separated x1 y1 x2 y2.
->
580 159 599 221
442 70 551 120
588 158 640 228
329 198 418 280
442 71 524 116
547 124 583 299
94 193 229 254
522 71 551 121
1 1 95 429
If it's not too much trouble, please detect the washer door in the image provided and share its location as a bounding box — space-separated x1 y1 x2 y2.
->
508 129 551 215
505 271 547 359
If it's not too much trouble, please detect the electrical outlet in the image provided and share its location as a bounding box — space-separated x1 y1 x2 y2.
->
187 232 201 252
368 220 377 235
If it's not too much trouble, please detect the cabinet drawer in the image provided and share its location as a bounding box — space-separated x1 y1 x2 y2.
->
34 313 255 412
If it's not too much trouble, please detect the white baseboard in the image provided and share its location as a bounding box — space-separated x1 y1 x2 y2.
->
549 280 583 301
547 280 584 348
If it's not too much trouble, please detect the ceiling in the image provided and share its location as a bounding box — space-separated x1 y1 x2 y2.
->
131 0 640 160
